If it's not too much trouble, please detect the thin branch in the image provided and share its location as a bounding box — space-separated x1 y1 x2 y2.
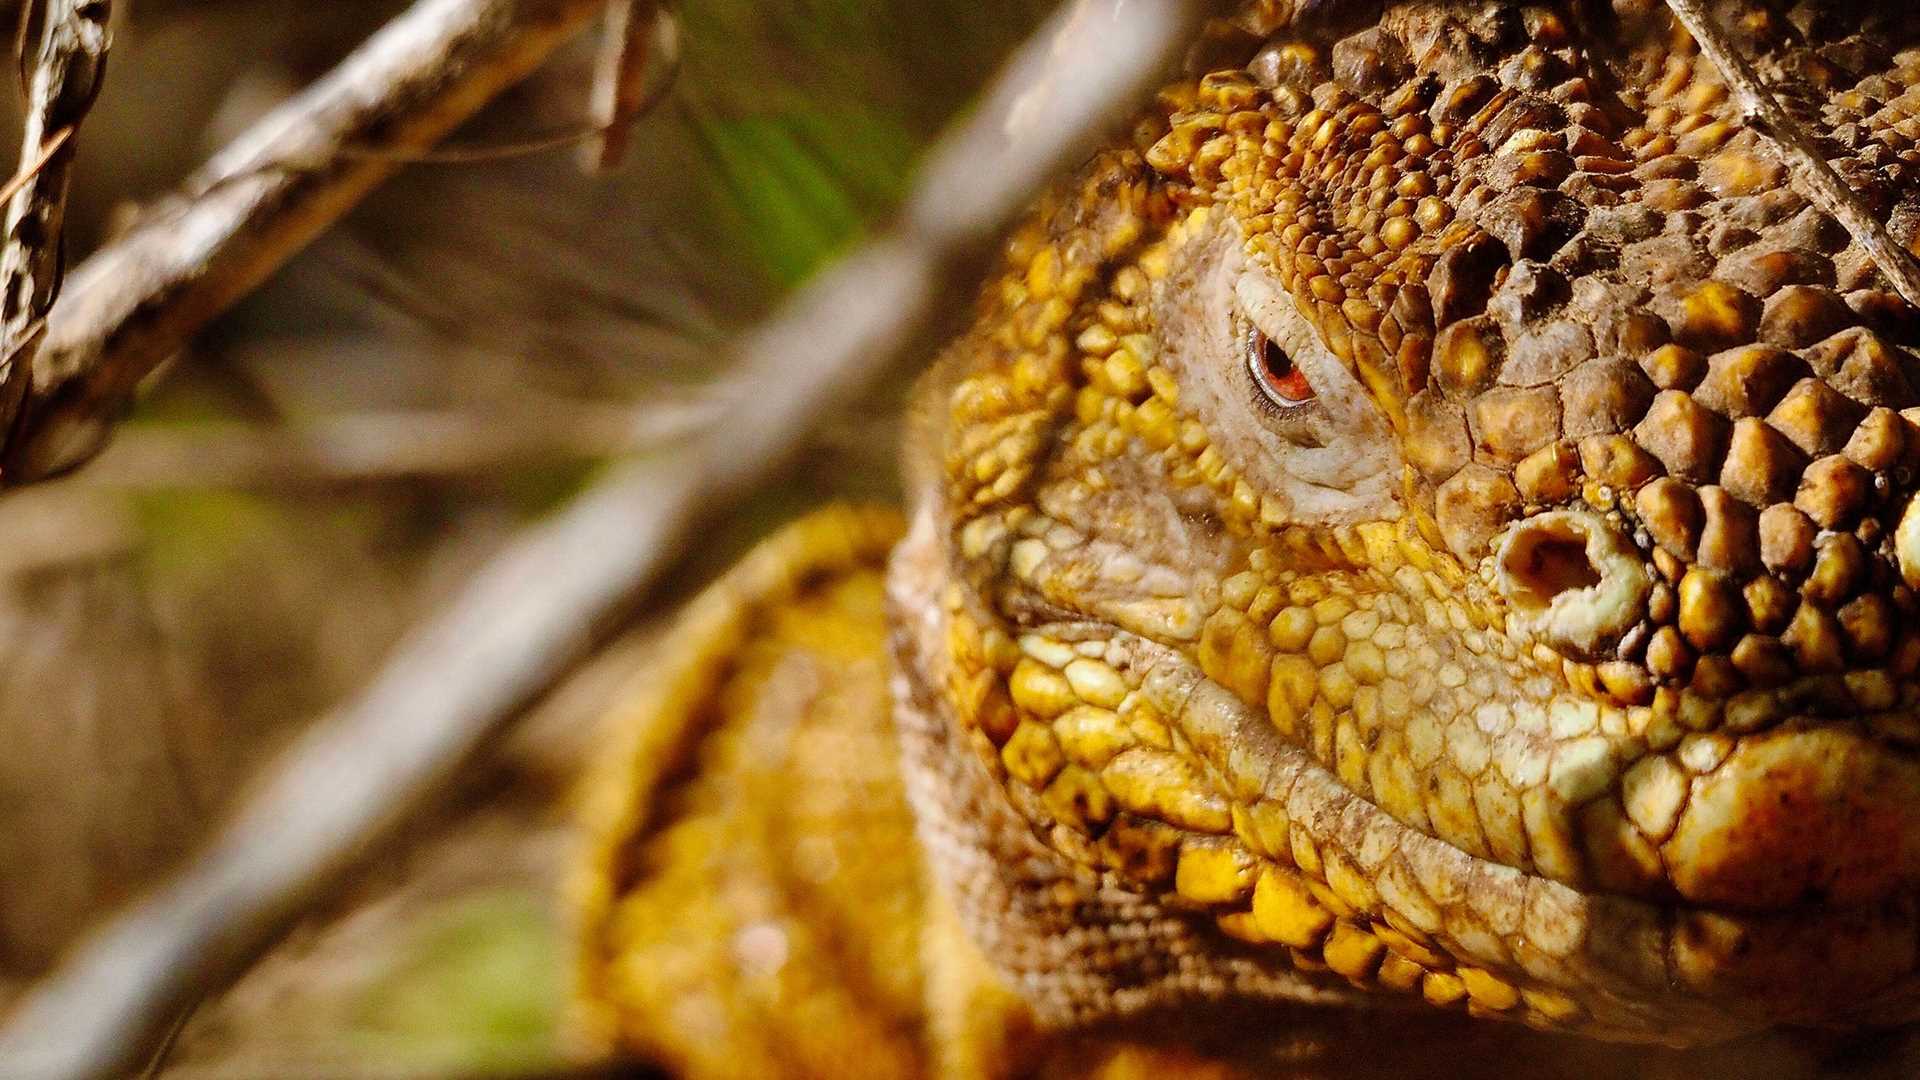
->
0 124 71 208
579 0 672 173
0 1 1200 1074
71 399 717 489
0 0 609 484
1664 0 1920 309
0 0 111 453
132 1000 196 1080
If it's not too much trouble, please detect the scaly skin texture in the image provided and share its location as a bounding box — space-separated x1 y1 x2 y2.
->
571 509 953 1078
577 0 1920 1073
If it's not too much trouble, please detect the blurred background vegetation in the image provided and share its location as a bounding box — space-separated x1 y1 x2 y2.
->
0 1 1054 1074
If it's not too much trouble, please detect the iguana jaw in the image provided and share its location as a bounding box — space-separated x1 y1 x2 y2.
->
1083 630 1920 1042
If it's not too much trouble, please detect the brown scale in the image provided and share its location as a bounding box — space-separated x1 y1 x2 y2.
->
1165 2 1920 718
910 0 1920 1044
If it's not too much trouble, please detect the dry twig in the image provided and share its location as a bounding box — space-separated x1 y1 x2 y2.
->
1664 0 1920 309
0 1 1200 1075
580 0 673 173
0 0 111 450
0 126 70 216
0 0 608 484
74 399 716 490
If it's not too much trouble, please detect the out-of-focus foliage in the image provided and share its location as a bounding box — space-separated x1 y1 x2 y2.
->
0 0 1054 1074
344 891 565 1074
690 102 916 287
675 0 1051 287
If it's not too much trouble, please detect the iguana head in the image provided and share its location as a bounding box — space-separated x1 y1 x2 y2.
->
904 0 1920 1045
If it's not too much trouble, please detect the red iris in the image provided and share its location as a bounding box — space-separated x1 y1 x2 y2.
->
1249 329 1314 406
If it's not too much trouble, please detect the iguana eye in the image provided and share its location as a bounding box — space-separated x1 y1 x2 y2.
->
1247 325 1315 407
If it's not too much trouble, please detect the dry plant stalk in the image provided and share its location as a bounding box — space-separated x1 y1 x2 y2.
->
0 0 111 450
0 0 607 484
0 1 1200 1075
75 399 717 490
581 0 670 172
1663 0 1920 308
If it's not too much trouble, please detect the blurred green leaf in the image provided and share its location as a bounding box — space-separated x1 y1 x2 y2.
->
132 489 290 580
347 890 564 1074
689 103 914 287
674 0 1054 289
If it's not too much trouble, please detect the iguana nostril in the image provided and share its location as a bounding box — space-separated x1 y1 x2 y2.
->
1500 527 1600 606
1495 510 1651 660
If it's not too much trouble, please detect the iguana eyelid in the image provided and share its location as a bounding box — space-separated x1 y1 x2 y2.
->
1232 267 1397 491
1148 212 1398 522
1233 271 1363 418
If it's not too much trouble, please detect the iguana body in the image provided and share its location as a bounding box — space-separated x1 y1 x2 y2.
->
574 1 1920 1074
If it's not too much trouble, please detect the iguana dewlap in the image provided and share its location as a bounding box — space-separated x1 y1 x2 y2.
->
573 1 1920 1074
